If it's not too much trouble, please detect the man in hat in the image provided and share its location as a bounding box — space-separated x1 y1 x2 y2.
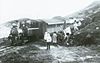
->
10 23 18 45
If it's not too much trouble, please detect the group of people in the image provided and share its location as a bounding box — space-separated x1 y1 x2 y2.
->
44 32 58 50
9 20 81 46
44 31 72 50
43 20 82 50
9 23 28 45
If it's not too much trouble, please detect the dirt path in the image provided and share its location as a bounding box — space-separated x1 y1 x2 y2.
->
0 39 100 63
34 45 100 63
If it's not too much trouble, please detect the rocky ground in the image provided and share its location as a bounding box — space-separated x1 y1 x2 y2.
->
0 38 100 63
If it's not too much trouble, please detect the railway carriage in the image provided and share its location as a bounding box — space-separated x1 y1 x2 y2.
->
9 19 48 45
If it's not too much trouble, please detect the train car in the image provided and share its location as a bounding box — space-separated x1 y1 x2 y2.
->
8 19 48 45
19 19 48 42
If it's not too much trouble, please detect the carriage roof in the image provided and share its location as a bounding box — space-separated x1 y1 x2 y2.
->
19 19 48 24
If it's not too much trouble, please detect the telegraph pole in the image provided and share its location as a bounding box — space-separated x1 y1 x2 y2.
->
63 20 66 30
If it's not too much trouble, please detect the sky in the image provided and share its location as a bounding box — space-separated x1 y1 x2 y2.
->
0 0 98 24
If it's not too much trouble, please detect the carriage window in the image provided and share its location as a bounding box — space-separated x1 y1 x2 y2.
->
30 22 38 28
35 22 38 27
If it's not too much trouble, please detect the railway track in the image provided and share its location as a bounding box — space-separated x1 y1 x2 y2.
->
0 45 26 57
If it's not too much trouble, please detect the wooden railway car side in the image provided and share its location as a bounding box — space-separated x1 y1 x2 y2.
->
19 19 48 41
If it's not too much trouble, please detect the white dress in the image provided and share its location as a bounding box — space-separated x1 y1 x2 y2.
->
52 33 57 43
44 32 52 42
63 26 71 39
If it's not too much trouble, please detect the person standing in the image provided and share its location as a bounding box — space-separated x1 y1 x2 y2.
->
22 24 28 37
44 32 52 50
10 23 18 45
52 32 58 46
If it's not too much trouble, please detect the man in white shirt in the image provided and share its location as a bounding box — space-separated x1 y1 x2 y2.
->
44 32 52 50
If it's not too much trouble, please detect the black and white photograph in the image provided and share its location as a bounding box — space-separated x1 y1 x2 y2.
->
0 0 100 63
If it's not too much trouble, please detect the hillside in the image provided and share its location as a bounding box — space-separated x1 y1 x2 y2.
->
64 1 100 18
79 1 100 33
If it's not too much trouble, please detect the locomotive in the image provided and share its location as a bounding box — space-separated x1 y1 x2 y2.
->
8 19 48 45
